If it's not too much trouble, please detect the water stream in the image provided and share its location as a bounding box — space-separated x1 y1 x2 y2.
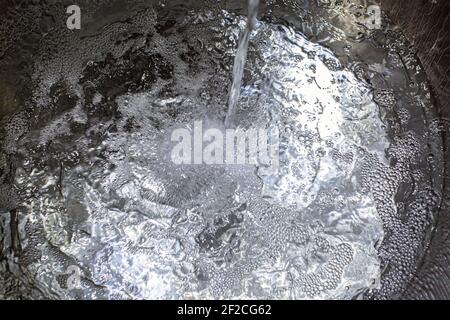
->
225 0 260 127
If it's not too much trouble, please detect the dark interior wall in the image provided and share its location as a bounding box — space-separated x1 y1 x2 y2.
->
379 0 450 299
381 0 450 113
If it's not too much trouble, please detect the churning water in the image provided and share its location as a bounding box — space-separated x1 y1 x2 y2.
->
0 0 444 299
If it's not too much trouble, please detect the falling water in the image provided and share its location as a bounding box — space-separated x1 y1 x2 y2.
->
225 0 260 127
